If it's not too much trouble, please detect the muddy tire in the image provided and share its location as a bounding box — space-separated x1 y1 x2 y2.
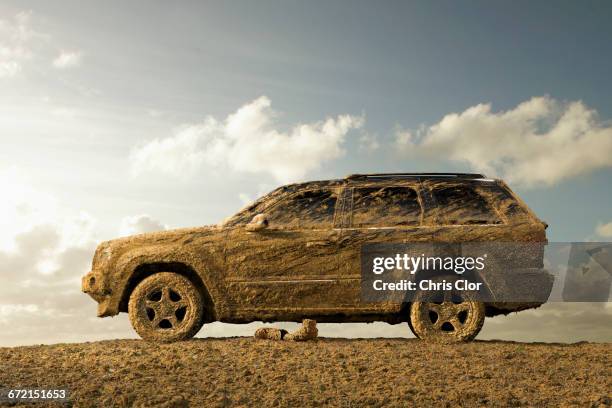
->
409 275 485 342
128 272 204 342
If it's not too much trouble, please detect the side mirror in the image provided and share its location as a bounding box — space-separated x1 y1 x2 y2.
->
246 213 269 232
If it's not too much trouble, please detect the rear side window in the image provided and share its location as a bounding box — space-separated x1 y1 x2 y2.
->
266 189 337 229
431 185 501 225
352 186 421 227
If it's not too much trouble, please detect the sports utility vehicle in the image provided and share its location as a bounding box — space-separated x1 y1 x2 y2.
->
82 173 550 342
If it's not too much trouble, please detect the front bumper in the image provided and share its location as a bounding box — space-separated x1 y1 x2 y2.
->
82 270 113 317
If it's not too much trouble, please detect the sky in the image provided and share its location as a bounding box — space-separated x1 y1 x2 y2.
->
1 0 611 346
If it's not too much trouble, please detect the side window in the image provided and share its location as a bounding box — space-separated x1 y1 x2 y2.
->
431 185 501 225
481 184 529 221
352 186 421 227
266 189 337 229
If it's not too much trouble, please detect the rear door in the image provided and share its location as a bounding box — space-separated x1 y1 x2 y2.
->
336 180 433 312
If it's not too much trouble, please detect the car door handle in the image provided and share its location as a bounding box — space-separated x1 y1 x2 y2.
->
306 240 334 248
306 237 351 248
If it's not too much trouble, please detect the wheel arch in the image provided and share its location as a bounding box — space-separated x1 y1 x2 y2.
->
118 262 216 322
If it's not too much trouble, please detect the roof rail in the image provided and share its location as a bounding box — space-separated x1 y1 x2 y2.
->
345 172 485 180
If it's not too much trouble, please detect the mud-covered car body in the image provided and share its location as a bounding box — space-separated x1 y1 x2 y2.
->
82 173 550 326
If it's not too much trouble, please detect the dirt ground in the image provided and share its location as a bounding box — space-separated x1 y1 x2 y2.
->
0 338 610 407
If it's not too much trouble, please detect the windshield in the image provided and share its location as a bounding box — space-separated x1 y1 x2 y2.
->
220 186 283 227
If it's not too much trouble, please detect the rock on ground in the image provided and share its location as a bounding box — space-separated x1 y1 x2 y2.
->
285 319 318 341
254 319 318 341
254 327 288 340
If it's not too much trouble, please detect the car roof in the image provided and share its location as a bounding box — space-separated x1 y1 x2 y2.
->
281 173 494 191
345 172 487 180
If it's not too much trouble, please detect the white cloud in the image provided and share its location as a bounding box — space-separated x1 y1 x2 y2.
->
52 51 82 69
0 168 170 345
119 214 167 236
596 222 612 238
130 96 364 183
480 302 612 343
51 106 78 119
0 11 82 78
0 11 34 78
0 167 98 270
0 167 121 345
238 193 254 206
396 96 612 187
0 167 60 251
359 132 380 151
395 129 413 147
0 60 21 78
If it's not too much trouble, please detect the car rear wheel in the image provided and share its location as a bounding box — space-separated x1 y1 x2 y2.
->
128 272 204 342
409 276 485 342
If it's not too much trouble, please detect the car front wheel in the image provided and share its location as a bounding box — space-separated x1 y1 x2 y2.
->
128 272 204 342
409 276 485 342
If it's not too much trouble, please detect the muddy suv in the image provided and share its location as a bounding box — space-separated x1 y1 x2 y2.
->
82 173 550 342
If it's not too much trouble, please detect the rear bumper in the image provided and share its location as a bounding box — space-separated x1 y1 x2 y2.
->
482 268 554 303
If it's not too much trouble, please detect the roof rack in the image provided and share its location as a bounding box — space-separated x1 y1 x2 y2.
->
345 172 486 180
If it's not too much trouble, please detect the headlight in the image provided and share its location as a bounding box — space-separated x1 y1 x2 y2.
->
93 243 113 267
100 246 112 263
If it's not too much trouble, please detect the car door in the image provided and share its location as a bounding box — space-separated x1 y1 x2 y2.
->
223 186 343 316
336 180 434 312
423 180 516 300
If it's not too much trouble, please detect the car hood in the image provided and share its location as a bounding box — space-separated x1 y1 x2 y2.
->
93 225 223 265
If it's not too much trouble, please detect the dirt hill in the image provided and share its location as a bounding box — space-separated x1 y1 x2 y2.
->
1 338 610 407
